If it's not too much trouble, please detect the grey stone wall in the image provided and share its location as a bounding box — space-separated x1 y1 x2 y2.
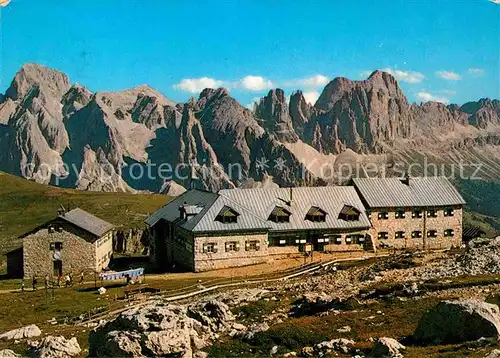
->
23 220 99 279
369 206 463 250
193 233 269 272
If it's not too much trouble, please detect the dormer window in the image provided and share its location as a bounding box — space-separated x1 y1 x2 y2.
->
305 206 327 222
268 206 291 223
338 205 360 221
215 206 239 224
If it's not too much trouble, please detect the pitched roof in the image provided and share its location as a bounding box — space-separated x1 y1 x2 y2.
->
352 177 465 208
218 187 370 232
146 186 371 233
58 208 115 237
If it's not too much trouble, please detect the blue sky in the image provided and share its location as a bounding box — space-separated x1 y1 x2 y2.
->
0 0 498 107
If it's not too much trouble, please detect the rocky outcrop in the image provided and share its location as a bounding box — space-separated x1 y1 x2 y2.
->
255 89 298 143
370 337 406 357
0 349 20 357
89 299 235 358
0 324 41 340
413 300 500 344
34 336 81 358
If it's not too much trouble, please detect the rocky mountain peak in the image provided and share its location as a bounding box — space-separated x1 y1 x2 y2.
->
254 88 298 143
5 63 70 101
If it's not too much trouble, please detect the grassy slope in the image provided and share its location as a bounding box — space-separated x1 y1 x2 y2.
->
0 171 170 254
457 179 500 236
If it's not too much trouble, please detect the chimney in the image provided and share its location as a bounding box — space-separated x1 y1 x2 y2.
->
57 205 66 217
401 172 410 186
289 187 293 206
178 201 188 220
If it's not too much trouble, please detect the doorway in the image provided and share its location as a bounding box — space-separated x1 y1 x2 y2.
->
53 260 62 277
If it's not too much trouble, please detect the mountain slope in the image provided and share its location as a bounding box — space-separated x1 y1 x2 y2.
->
0 63 499 194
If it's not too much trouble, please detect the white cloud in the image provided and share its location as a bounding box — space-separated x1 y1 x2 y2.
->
416 91 449 104
240 76 274 91
303 91 320 105
436 71 461 81
468 68 485 76
173 77 224 93
441 89 457 95
382 68 425 83
283 74 329 88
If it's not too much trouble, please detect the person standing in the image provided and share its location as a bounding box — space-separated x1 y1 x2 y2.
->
57 274 62 287
32 275 37 291
21 279 25 294
79 271 84 285
65 274 71 287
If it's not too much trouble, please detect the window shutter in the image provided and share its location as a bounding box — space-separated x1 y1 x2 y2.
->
236 242 240 251
213 245 218 253
245 241 250 251
202 243 206 253
225 242 229 251
255 241 260 251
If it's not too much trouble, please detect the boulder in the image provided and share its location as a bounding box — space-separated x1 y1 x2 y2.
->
370 337 405 357
413 300 500 344
0 325 41 340
34 336 81 358
89 299 235 357
314 338 355 354
0 350 21 357
485 349 500 358
241 322 270 340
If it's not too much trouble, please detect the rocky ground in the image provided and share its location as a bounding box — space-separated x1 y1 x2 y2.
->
2 238 500 357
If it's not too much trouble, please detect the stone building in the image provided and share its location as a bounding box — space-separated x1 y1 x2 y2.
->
15 208 115 278
352 177 465 250
146 187 371 272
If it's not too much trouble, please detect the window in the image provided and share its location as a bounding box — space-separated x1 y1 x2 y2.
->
203 243 217 253
427 209 438 218
427 230 438 238
317 237 330 243
331 235 342 245
345 235 353 244
246 240 260 251
268 206 291 223
444 229 455 237
378 232 389 240
279 239 287 245
48 225 55 234
306 207 327 222
215 206 239 224
356 235 365 244
338 205 360 221
412 231 422 238
366 210 372 220
412 209 423 219
56 225 63 232
295 238 307 244
395 231 405 239
444 208 455 217
395 210 406 219
50 242 63 250
225 241 238 252
378 212 389 220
